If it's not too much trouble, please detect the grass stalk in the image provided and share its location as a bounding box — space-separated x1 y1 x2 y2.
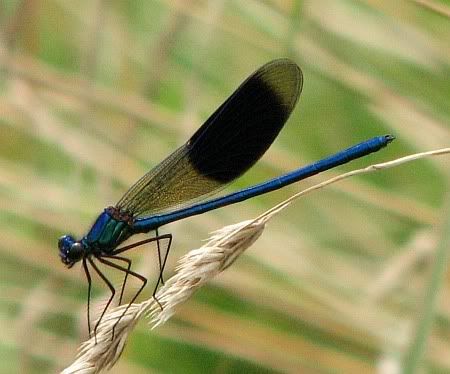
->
402 192 450 373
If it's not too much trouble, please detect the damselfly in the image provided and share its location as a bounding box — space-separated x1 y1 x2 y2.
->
58 59 394 338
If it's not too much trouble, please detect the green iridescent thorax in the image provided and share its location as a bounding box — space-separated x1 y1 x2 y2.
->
84 207 134 253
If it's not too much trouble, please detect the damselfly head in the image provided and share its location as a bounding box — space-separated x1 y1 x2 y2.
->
58 235 84 268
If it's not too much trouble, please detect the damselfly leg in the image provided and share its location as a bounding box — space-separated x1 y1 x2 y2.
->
96 256 147 338
81 233 174 340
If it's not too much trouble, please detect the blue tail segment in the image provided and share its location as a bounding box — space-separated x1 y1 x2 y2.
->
134 134 394 232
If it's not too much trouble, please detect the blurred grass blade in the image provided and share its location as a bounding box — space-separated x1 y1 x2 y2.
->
403 192 450 373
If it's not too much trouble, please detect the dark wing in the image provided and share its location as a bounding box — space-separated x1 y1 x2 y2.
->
116 59 303 217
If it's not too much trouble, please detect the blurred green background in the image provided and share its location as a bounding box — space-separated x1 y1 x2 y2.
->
0 0 450 373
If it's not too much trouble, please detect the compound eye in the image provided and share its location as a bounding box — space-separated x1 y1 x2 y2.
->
66 241 84 264
71 242 83 256
58 235 75 251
